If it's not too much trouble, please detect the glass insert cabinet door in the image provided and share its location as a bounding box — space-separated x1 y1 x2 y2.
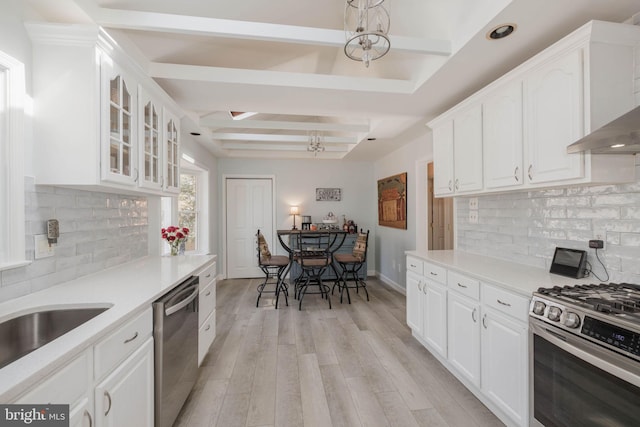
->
164 109 180 194
102 57 138 185
139 90 162 190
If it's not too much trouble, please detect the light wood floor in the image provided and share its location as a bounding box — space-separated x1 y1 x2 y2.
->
174 277 503 427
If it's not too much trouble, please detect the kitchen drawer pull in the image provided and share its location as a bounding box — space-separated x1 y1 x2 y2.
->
123 331 138 344
429 272 438 276
482 314 488 329
497 299 512 307
472 308 477 322
528 164 533 181
205 324 211 331
205 274 211 278
104 392 112 416
205 290 211 296
410 263 417 268
85 410 92 427
457 282 467 288
514 166 519 182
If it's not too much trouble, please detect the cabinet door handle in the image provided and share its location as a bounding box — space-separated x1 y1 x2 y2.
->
482 314 488 329
448 180 452 191
455 179 460 190
205 274 211 278
423 285 428 295
417 281 423 292
457 283 467 288
104 391 112 416
514 166 519 182
205 290 211 296
528 164 533 181
205 324 211 331
497 299 512 307
85 410 92 427
472 308 477 322
123 331 138 344
133 168 139 183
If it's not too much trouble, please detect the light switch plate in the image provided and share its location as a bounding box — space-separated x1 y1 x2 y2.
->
35 234 55 259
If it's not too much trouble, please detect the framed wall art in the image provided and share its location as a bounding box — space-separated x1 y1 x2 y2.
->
316 188 341 201
377 172 407 229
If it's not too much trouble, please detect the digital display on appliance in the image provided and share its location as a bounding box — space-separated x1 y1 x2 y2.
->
554 250 582 267
582 316 640 357
549 247 587 278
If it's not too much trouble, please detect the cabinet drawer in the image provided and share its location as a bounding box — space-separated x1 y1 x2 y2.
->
199 280 216 327
197 262 216 288
424 262 447 285
406 257 423 275
198 310 216 366
482 284 530 322
94 308 152 380
15 348 92 406
448 271 480 300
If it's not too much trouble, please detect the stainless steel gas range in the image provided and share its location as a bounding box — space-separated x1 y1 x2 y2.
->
529 283 640 427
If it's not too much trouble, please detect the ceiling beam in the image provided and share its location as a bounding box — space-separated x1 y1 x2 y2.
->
201 118 369 133
74 1 451 56
148 62 415 94
211 133 358 144
222 142 350 152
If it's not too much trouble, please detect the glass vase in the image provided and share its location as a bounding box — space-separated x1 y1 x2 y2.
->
170 244 179 256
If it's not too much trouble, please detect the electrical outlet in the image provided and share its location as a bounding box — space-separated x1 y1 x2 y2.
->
468 210 478 224
35 234 55 259
468 197 478 210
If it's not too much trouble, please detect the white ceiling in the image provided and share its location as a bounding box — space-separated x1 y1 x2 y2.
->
23 0 640 161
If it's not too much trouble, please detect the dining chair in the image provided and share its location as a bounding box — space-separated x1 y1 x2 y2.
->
294 231 332 310
256 230 289 308
332 230 369 303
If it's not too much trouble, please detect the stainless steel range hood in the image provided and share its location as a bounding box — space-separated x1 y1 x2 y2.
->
567 106 640 154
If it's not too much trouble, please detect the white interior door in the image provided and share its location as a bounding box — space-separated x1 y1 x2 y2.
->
226 177 274 278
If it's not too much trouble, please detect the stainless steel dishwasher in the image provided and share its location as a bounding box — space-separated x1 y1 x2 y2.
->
153 275 199 427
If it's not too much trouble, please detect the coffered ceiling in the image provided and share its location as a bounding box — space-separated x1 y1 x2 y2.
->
22 0 640 160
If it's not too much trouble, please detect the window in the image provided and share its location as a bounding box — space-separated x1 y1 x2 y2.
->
179 172 198 251
0 51 27 270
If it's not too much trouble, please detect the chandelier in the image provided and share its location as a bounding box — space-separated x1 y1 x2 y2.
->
307 132 325 156
344 0 390 68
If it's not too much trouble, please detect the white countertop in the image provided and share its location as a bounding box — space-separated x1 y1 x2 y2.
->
406 250 589 297
0 254 215 401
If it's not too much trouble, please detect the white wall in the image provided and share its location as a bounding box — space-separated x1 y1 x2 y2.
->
217 158 376 277
374 124 432 292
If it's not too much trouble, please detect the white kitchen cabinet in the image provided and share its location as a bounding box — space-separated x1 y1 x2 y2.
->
197 260 217 365
94 337 154 427
525 48 585 184
429 20 639 197
483 80 524 189
447 290 481 387
431 105 483 196
138 87 163 191
481 309 528 427
432 120 455 196
423 279 447 358
26 23 182 196
452 104 483 193
406 270 424 337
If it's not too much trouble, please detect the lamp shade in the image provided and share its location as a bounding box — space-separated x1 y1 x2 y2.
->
289 206 300 215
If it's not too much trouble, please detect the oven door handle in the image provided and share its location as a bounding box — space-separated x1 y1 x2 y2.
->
531 320 640 388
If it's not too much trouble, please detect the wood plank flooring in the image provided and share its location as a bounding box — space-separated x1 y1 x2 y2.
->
174 277 503 427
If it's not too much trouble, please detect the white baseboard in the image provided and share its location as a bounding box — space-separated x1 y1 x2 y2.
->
376 272 406 295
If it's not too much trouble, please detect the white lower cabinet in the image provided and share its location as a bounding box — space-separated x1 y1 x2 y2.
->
423 280 447 358
447 291 481 387
94 338 154 427
197 260 217 365
405 257 530 427
406 270 424 336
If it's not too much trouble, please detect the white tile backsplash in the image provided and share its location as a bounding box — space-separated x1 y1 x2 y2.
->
457 164 640 283
0 177 148 302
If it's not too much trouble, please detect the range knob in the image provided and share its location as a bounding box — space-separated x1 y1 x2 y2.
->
563 312 581 329
548 306 562 322
532 300 546 315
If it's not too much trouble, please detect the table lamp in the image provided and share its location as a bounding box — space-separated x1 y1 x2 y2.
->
290 206 299 230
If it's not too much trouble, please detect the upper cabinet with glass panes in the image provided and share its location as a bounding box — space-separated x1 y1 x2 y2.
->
26 23 181 196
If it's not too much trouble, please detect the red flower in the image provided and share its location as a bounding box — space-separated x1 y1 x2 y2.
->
168 236 176 241
182 227 189 234
176 232 184 239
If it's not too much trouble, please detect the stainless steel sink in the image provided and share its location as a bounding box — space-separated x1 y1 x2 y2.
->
0 307 110 369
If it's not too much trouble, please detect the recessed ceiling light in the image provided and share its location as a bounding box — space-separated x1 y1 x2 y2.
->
611 143 626 148
190 132 201 136
487 24 516 40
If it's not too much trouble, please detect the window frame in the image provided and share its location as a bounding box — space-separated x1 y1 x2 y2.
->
0 50 27 271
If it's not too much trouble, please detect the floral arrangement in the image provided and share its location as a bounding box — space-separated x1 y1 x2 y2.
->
162 226 190 256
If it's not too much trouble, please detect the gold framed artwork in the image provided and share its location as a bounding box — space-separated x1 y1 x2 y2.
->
377 172 407 229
